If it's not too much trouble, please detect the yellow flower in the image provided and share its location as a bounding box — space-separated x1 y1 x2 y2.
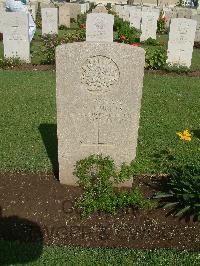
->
176 129 192 141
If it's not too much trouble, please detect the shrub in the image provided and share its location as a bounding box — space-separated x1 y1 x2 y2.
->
157 12 167 34
77 14 87 29
141 37 160 46
164 64 190 74
155 163 200 221
73 154 154 218
40 30 86 64
114 16 140 44
35 2 42 29
145 47 167 69
0 57 24 68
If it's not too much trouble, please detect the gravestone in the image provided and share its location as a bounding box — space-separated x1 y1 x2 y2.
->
86 13 114 42
129 6 142 30
3 12 30 62
92 5 108 13
80 3 87 14
56 42 145 186
59 4 70 28
122 5 130 22
167 18 197 68
42 8 58 35
192 12 200 42
66 3 81 19
140 9 159 41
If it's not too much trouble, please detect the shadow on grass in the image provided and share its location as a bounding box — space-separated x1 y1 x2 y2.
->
0 207 43 265
39 124 59 179
191 129 200 140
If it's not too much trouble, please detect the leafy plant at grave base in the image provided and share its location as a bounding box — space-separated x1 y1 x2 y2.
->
77 14 87 29
157 11 167 35
155 163 200 221
106 3 112 11
40 30 86 64
0 57 24 68
164 63 190 74
145 47 167 69
141 37 160 46
35 2 42 29
155 130 200 221
73 154 154 218
113 16 140 44
58 25 69 30
70 18 76 24
0 32 3 41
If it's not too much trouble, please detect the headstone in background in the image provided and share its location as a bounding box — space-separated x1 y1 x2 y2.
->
80 3 87 14
56 42 145 186
122 5 130 22
59 4 70 28
41 8 58 35
92 5 108 13
66 3 81 20
167 18 197 68
140 9 159 41
3 12 30 62
192 12 200 42
129 6 142 30
86 13 114 42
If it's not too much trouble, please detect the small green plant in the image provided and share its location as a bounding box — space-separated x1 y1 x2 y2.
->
35 2 42 29
141 37 160 46
157 12 167 34
77 14 87 29
155 163 200 221
40 29 86 64
145 47 167 69
0 57 24 68
73 154 154 218
164 64 190 74
58 25 69 30
114 16 140 44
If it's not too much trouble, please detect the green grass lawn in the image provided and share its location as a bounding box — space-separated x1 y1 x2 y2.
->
0 71 199 173
0 240 199 266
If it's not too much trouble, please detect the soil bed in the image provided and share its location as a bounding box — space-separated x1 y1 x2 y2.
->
0 172 199 250
1 64 200 77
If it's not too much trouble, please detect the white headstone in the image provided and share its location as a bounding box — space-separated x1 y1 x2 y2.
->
56 42 145 186
129 6 142 30
167 18 197 68
192 12 200 42
140 9 159 41
3 12 30 63
59 4 70 28
42 8 58 35
86 13 114 42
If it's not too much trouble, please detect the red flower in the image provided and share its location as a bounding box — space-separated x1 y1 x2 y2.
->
131 43 140 47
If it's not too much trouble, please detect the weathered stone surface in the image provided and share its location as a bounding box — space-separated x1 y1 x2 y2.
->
167 18 197 68
140 9 159 41
80 3 87 14
56 42 145 186
92 5 108 14
86 13 114 42
129 6 142 30
59 4 70 28
3 12 30 62
65 3 81 19
192 12 200 42
42 8 58 35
